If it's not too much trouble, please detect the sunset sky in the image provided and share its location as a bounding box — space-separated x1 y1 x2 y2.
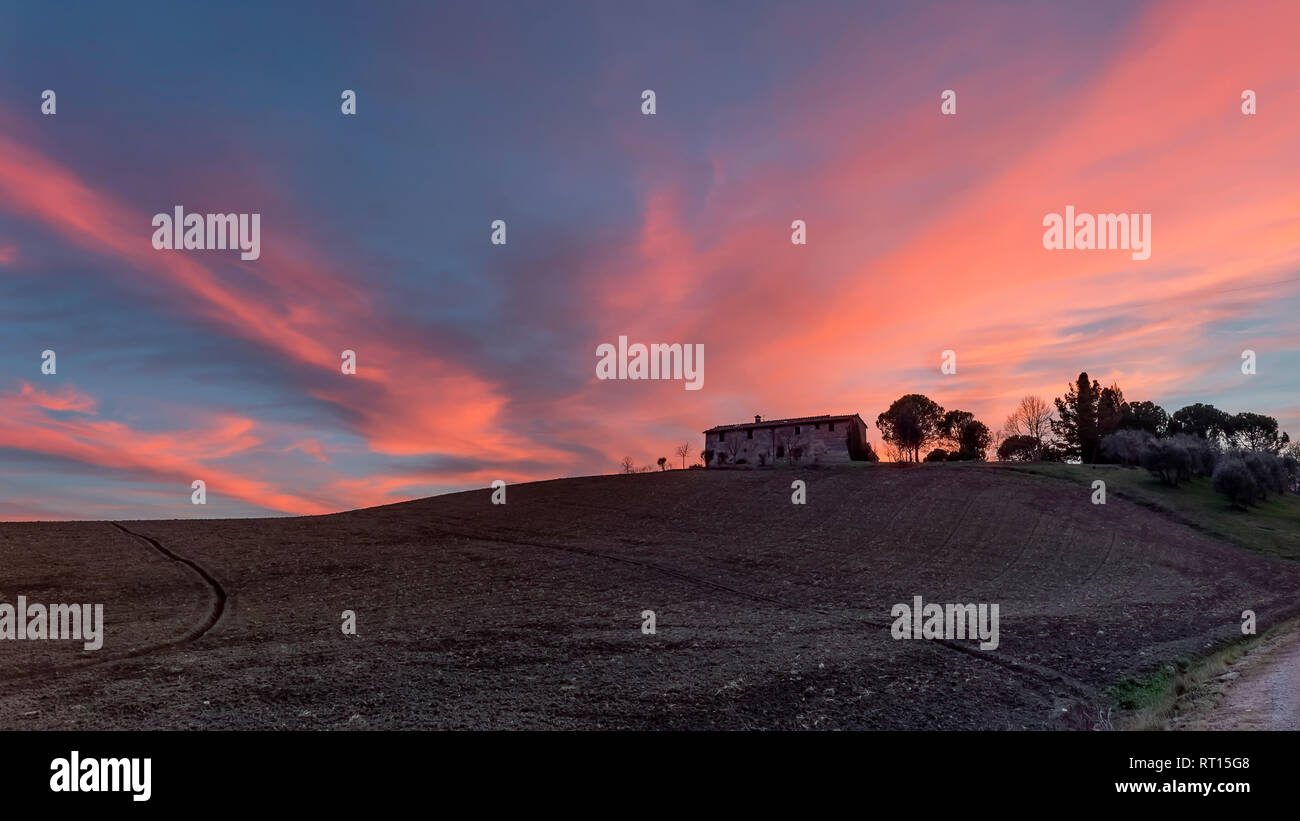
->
1 0 1298 519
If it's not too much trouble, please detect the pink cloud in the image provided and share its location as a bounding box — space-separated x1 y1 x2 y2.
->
0 383 330 515
557 0 1300 465
18 382 98 413
0 123 572 473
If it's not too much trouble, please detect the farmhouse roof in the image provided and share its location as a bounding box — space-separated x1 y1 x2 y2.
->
702 413 864 435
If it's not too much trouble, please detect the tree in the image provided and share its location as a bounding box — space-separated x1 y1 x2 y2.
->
1003 395 1053 457
1168 403 1232 444
998 435 1039 462
1038 442 1066 462
776 429 802 464
1213 457 1258 510
924 448 949 462
876 394 946 462
955 420 992 460
1100 429 1154 467
1171 432 1219 477
882 441 907 462
939 410 975 451
1097 383 1125 439
1139 438 1191 486
989 428 1006 459
674 443 691 469
620 456 635 474
940 410 991 460
1120 400 1168 436
724 436 742 464
1052 372 1102 463
1241 452 1287 500
1228 412 1290 453
657 457 668 471
1284 442 1300 493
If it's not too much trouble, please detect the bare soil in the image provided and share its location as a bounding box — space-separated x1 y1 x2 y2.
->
3 464 1298 729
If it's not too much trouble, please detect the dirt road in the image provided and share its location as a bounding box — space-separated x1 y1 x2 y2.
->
1174 626 1300 730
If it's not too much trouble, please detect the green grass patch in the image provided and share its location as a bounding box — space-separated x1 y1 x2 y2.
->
1003 462 1300 561
1104 617 1299 730
1108 666 1176 713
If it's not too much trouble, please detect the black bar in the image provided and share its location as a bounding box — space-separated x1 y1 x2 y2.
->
3 730 1285 809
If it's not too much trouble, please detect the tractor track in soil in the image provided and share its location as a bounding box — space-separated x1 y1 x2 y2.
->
0 523 227 685
109 522 227 643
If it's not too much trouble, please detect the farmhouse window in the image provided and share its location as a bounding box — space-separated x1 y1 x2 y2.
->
795 426 801 434
829 421 835 431
747 429 753 439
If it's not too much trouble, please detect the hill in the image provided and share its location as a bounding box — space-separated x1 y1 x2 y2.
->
1004 462 1300 561
2 463 1298 729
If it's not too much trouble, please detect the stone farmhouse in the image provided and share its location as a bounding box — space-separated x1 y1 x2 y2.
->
702 414 872 467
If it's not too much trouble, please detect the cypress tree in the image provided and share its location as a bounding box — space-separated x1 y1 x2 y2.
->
1053 372 1103 463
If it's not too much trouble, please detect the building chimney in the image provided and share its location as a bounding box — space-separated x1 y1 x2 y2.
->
755 414 762 423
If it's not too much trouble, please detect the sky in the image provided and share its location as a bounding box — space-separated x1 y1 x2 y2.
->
1 0 1298 520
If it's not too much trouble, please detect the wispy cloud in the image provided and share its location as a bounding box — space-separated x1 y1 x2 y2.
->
0 0 1297 518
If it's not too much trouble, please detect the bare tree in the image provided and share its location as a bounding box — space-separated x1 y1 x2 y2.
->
674 442 691 469
1003 395 1053 456
776 429 805 464
989 428 1006 458
723 436 742 464
620 456 635 474
775 430 792 462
